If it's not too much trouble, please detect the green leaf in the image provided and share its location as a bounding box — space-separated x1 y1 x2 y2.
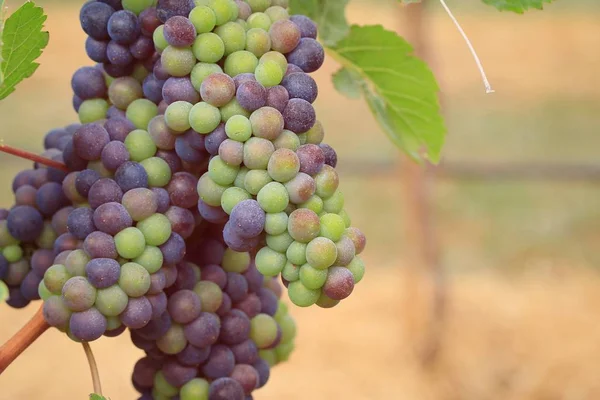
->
482 0 554 12
331 68 361 99
0 280 8 303
90 394 109 400
288 0 349 46
0 2 49 100
327 25 446 163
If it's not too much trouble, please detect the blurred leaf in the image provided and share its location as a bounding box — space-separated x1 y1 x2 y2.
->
0 2 49 100
327 25 446 163
399 0 422 3
0 280 8 303
90 394 108 400
332 68 361 99
482 0 554 12
288 0 349 46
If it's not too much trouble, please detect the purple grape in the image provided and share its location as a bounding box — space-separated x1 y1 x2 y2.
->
236 81 267 112
177 344 211 366
7 206 43 242
229 200 265 239
36 182 69 217
74 124 110 161
105 117 135 142
282 72 318 103
320 143 337 167
103 61 135 78
223 222 261 253
156 150 183 174
253 359 270 388
143 74 166 104
165 206 195 239
283 98 316 134
148 292 169 320
31 249 54 277
163 16 196 47
115 161 149 192
102 141 131 171
151 188 171 213
159 233 186 265
156 0 195 23
120 296 153 329
219 309 251 345
258 288 278 316
137 310 172 340
162 360 197 388
296 144 325 176
89 178 124 208
54 233 81 254
133 357 161 390
265 85 289 113
205 124 227 156
148 270 167 295
198 200 228 224
167 289 202 324
84 231 118 259
67 207 96 240
225 273 249 304
230 339 259 365
202 345 235 379
162 77 200 104
85 37 109 63
86 258 121 289
75 169 101 197
70 307 107 341
208 377 244 400
130 36 155 60
71 67 108 100
108 10 140 44
290 15 318 39
184 312 220 348
93 202 133 235
230 364 259 396
21 271 42 301
107 41 134 66
201 265 227 289
140 7 161 37
286 38 325 73
167 172 199 209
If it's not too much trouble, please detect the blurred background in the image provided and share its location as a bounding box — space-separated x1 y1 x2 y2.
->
1 0 600 399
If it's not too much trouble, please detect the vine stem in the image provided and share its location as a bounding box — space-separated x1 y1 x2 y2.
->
82 342 103 396
438 0 495 93
0 142 70 172
0 305 49 374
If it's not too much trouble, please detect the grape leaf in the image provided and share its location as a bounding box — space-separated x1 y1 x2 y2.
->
332 68 361 99
327 25 446 163
0 281 8 303
90 394 109 400
0 2 49 100
482 0 554 12
288 0 349 46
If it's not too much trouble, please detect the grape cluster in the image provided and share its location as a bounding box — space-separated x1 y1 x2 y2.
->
1 0 366 398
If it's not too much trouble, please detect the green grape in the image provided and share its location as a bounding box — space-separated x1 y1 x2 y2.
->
106 316 122 331
255 60 283 87
286 241 307 266
265 212 288 235
193 281 223 313
274 300 288 320
319 213 346 242
36 222 58 249
272 129 300 151
133 246 164 274
154 371 179 397
234 166 250 188
250 107 283 140
137 214 172 246
267 148 300 182
259 51 287 76
189 102 222 134
208 155 240 186
201 73 236 107
265 5 288 22
315 165 340 199
115 227 146 259
2 245 22 263
257 182 289 213
275 342 294 362
156 324 187 355
119 262 151 297
219 138 244 166
237 18 248 30
299 195 324 214
255 246 286 276
250 313 279 349
140 157 172 187
346 256 365 284
95 285 129 317
287 280 320 307
266 231 293 253
153 26 168 52
259 349 277 366
306 237 337 270
228 0 240 20
197 173 228 206
180 378 210 400
282 261 300 282
220 98 251 121
306 120 325 144
43 264 71 294
87 160 112 178
221 186 252 214
288 209 320 243
165 101 193 132
191 63 223 90
0 221 18 247
124 129 157 161
297 132 307 145
109 77 143 110
225 115 252 141
223 50 258 77
243 137 275 170
335 236 356 267
299 263 327 290
122 0 154 14
215 21 246 55
278 314 296 342
152 390 171 400
247 12 271 31
248 0 272 12
339 209 352 228
244 169 272 195
79 99 109 124
38 281 52 301
65 250 90 277
322 190 344 214
316 291 340 309
222 248 251 273
126 99 158 130
272 0 289 6
193 33 225 63
189 6 217 33
161 46 196 77
208 0 233 25
246 28 271 57
132 63 150 83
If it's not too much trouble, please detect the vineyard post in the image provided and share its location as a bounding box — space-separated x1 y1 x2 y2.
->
400 1 446 367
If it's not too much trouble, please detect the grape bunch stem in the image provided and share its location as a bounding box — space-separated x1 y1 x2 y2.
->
0 143 70 172
82 342 103 396
0 305 49 374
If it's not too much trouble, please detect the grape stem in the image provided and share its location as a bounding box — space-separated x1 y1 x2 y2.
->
0 305 49 374
82 342 103 396
437 0 495 94
0 142 70 172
